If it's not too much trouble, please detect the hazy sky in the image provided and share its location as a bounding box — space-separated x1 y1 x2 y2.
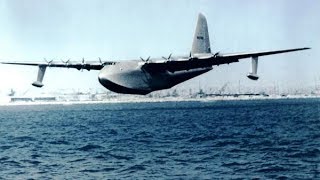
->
0 0 318 94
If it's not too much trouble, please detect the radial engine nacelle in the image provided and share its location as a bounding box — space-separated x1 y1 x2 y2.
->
247 56 259 80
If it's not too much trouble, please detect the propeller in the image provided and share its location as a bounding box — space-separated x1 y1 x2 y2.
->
81 58 86 71
61 58 70 64
61 59 70 67
80 58 91 71
188 52 200 61
213 52 220 58
98 57 103 64
189 52 194 60
162 53 172 61
140 56 151 63
44 58 53 66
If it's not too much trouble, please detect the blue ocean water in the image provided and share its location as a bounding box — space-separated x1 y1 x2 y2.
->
0 99 319 179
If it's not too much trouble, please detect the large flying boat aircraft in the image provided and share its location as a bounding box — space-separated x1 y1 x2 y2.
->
1 13 310 95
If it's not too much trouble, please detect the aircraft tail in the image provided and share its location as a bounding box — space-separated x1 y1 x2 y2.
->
191 13 211 55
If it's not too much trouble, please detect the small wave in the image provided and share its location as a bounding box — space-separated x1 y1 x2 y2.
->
188 135 216 142
106 152 134 161
68 158 86 163
222 161 248 167
154 159 166 165
136 139 152 143
77 144 104 151
173 158 189 163
3 160 23 167
244 134 261 138
108 129 118 135
229 148 248 153
260 147 287 152
103 167 116 172
278 139 291 146
214 140 240 146
286 148 320 158
275 175 290 179
21 159 41 165
94 155 105 159
194 166 205 170
0 145 12 150
31 154 41 159
13 136 36 142
134 131 154 139
0 156 10 162
255 166 288 173
120 164 146 173
80 169 100 173
201 154 219 161
252 140 274 147
48 140 70 145
80 168 115 173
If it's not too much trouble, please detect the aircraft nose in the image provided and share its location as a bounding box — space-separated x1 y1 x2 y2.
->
98 71 110 85
98 72 116 91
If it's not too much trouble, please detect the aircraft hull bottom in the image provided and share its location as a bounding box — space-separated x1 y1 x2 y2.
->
98 76 151 95
161 68 212 90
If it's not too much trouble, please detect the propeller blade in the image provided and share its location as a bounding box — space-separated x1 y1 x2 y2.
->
162 54 172 61
189 52 195 61
213 52 220 58
44 58 53 65
44 58 52 63
140 56 150 62
61 58 70 64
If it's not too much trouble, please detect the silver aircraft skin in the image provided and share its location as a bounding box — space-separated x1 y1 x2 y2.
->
1 13 310 95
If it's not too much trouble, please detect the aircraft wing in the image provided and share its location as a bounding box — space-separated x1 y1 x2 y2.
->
143 47 310 72
0 60 116 87
217 47 310 60
0 61 116 70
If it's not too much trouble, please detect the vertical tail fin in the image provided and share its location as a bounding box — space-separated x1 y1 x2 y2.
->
191 13 211 55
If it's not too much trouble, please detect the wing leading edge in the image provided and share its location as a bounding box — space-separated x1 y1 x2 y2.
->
218 47 310 60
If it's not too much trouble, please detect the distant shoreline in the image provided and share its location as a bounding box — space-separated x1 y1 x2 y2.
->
0 95 319 106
